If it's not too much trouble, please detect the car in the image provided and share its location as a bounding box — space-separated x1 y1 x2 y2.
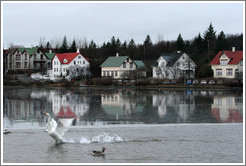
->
217 80 224 84
193 79 199 84
187 80 192 85
163 80 170 84
208 80 215 84
200 80 207 84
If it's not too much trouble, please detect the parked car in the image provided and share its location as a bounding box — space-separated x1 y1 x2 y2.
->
200 80 207 84
187 80 192 85
208 80 215 84
217 80 224 84
193 79 199 85
163 80 170 84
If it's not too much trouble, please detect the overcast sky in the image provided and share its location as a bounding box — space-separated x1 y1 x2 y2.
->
2 1 244 48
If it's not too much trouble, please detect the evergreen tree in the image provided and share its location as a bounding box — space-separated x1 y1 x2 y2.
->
193 33 205 54
176 34 185 52
45 41 51 50
203 23 217 55
69 39 77 52
89 40 97 49
128 39 136 49
215 31 228 53
144 34 152 46
203 23 216 41
110 36 116 48
59 36 68 53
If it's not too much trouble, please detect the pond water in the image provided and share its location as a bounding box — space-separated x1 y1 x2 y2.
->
2 87 244 164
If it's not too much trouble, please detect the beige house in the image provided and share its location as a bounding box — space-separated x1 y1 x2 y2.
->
210 48 243 79
100 53 146 79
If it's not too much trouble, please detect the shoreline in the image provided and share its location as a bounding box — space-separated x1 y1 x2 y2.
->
3 82 243 91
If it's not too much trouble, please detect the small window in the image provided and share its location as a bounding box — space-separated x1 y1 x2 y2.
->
216 69 222 76
123 62 126 68
130 62 133 68
226 69 233 76
74 61 76 65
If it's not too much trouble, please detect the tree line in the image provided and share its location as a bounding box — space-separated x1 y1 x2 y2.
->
41 23 243 78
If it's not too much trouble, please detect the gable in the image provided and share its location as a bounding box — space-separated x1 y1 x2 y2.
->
210 51 243 65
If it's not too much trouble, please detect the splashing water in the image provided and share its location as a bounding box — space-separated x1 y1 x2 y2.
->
79 132 127 144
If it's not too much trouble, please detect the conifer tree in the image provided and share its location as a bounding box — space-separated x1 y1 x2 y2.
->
59 36 68 53
69 39 77 52
176 34 185 52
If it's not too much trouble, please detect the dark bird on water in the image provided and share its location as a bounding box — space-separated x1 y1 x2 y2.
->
91 147 106 156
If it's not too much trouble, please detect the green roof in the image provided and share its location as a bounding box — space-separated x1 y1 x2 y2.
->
134 60 146 69
45 52 56 60
100 56 128 67
9 47 39 55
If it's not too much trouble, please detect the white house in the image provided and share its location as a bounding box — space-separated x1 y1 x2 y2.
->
100 53 146 79
209 47 243 79
51 49 90 78
6 47 51 71
152 52 196 79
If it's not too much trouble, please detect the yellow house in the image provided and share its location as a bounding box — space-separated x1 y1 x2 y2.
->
100 53 146 79
210 48 243 79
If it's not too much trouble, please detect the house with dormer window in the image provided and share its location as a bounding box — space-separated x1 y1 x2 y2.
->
210 47 243 79
100 53 146 79
152 52 196 79
6 47 51 72
51 49 89 78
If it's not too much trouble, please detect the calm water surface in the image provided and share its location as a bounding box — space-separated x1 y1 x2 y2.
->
2 87 243 163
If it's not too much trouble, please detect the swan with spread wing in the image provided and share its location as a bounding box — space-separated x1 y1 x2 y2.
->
44 112 70 144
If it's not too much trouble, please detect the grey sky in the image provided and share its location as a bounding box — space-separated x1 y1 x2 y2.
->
2 1 244 48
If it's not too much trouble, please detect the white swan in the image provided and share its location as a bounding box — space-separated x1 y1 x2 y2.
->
44 112 68 144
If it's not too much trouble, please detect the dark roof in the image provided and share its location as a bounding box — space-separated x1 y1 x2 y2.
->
161 52 183 66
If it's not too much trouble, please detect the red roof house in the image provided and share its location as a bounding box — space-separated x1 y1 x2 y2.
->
210 48 243 79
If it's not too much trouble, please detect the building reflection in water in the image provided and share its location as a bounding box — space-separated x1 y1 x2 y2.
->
153 90 195 122
211 94 243 123
3 88 243 127
4 89 89 127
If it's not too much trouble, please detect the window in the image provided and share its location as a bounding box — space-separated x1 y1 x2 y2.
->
115 71 118 77
130 62 133 68
41 54 43 59
78 56 81 59
24 62 28 68
240 60 243 66
220 59 228 66
111 71 114 76
25 54 27 60
83 61 85 64
103 71 106 76
16 54 21 60
216 69 222 76
107 71 110 76
16 62 21 68
74 61 76 65
123 62 126 68
226 68 233 76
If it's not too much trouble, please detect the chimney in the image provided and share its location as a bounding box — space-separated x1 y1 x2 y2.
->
49 49 52 53
77 48 80 53
232 47 235 52
116 53 119 57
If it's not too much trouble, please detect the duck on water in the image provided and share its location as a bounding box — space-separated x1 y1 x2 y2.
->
91 147 106 156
